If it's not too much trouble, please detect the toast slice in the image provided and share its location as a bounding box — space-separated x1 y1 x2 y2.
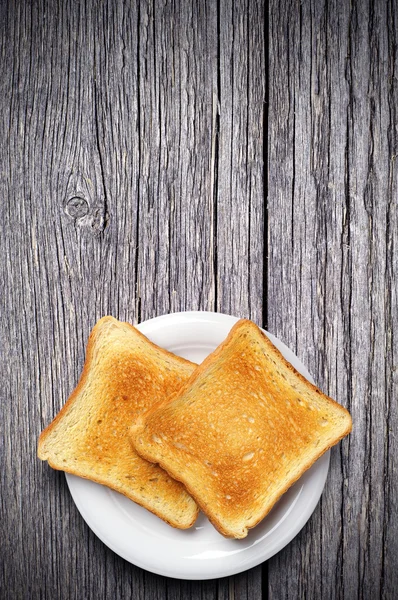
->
130 319 352 538
38 316 199 529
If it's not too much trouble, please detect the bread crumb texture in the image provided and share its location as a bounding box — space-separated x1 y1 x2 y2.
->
38 316 199 529
131 319 352 538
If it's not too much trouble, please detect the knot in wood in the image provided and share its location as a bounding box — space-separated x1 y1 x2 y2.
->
65 196 89 219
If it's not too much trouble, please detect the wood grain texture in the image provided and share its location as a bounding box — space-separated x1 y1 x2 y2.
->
216 0 265 323
1 0 397 598
135 0 217 321
267 0 398 599
0 0 265 599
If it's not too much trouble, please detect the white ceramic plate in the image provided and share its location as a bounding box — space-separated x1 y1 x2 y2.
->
66 311 330 580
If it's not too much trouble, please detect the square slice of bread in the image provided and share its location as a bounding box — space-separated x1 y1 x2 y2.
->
130 319 352 538
38 316 199 529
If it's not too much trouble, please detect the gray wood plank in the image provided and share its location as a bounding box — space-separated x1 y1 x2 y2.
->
267 0 398 598
136 0 217 321
216 0 266 326
135 0 265 597
215 0 266 597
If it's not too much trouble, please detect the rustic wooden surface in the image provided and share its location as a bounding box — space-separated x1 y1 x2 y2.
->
0 0 396 598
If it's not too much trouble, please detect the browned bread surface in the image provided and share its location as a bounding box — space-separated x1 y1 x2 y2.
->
38 316 199 529
130 319 352 538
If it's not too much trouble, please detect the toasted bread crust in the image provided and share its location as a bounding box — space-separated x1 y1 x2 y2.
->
38 317 195 447
131 319 352 538
38 316 199 529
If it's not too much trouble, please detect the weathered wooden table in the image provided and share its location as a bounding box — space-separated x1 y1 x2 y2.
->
1 0 397 598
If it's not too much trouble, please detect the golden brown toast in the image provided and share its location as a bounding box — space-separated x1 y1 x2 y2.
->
38 316 199 529
130 319 352 538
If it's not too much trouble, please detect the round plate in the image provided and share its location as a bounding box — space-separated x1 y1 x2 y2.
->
66 311 330 579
